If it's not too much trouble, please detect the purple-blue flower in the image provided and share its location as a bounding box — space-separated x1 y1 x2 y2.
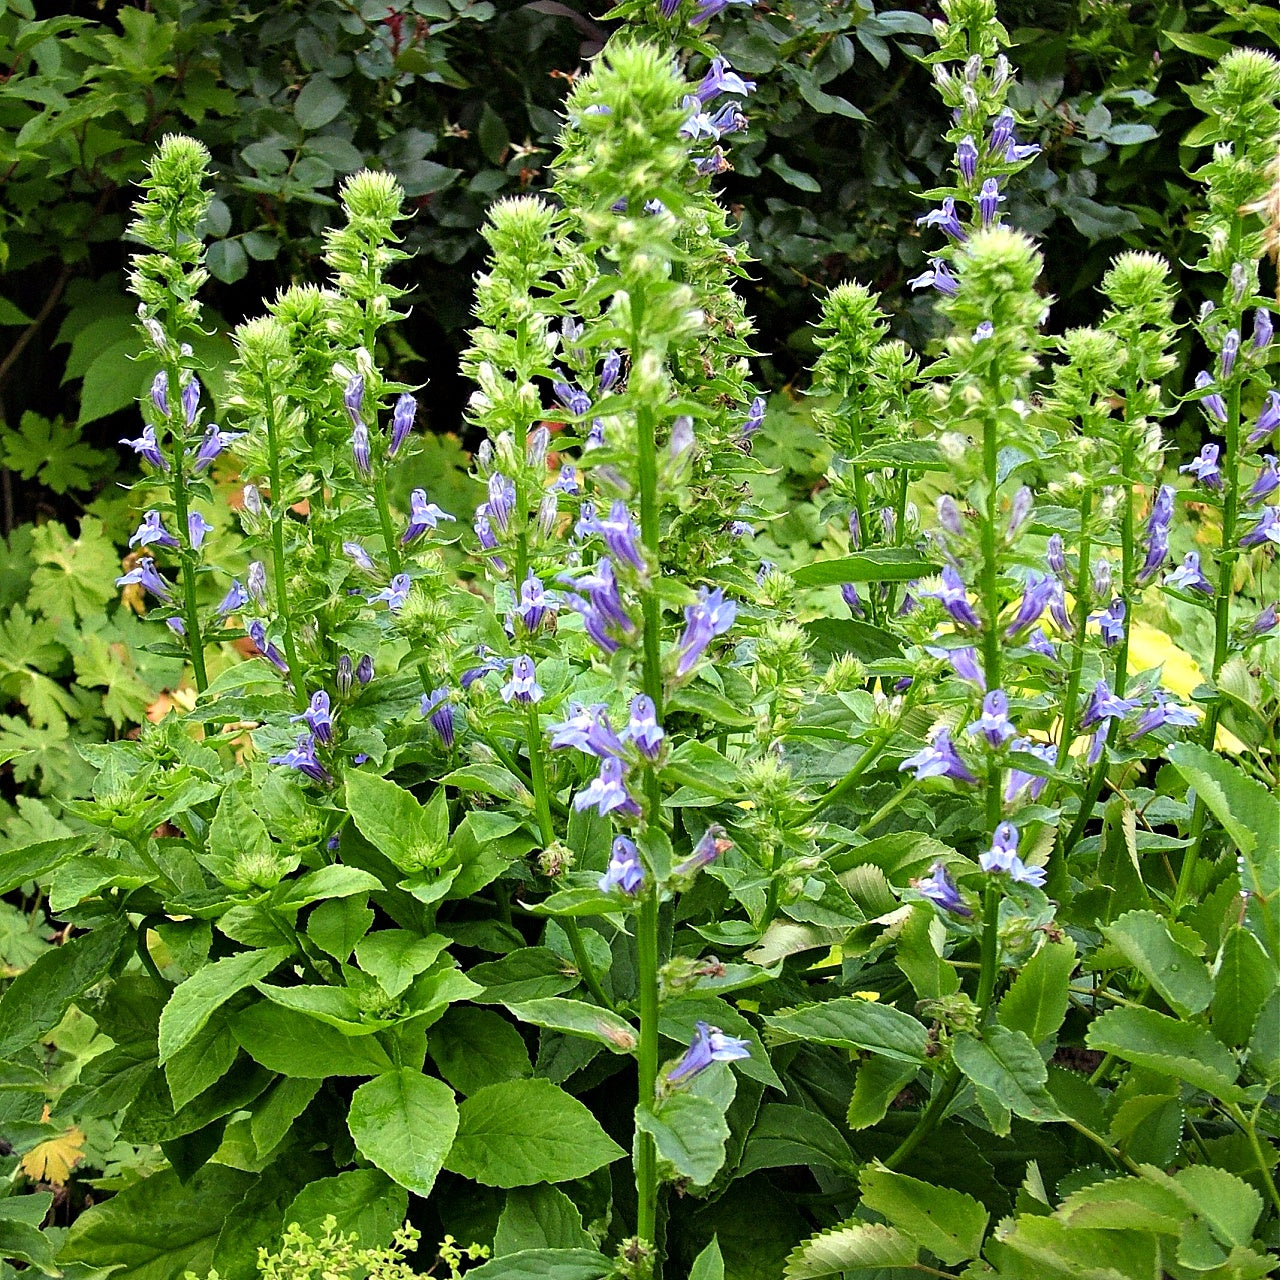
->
597 501 646 573
552 464 579 495
181 375 201 427
1004 571 1057 638
337 655 354 696
899 728 977 783
915 862 972 917
674 586 737 677
968 688 1017 747
563 559 637 655
1253 308 1272 350
514 571 553 633
908 259 960 297
420 687 456 747
1095 598 1126 647
292 690 334 744
1005 139 1041 162
116 556 171 600
269 732 332 785
121 425 168 471
188 512 213 550
979 822 1045 886
356 654 374 685
389 393 416 456
216 580 249 617
667 1022 751 1084
1246 456 1279 505
921 565 981 629
150 371 169 417
957 135 978 183
977 177 1003 228
695 57 756 103
841 582 864 618
973 320 994 342
1080 680 1139 730
674 824 731 877
549 702 623 757
1007 487 1033 538
917 197 967 242
247 560 268 605
1130 691 1199 740
1180 442 1223 490
742 396 766 441
553 378 592 417
989 109 1015 153
1137 484 1175 583
627 695 664 760
351 422 371 477
925 644 986 689
1165 551 1214 595
1193 371 1228 423
501 654 543 705
1026 627 1056 659
402 488 455 543
191 424 243 473
343 374 365 428
574 756 640 817
487 473 517 535
344 542 375 572
249 620 289 674
1241 506 1280 547
1221 328 1240 378
1249 603 1277 634
599 835 644 895
369 573 411 612
474 513 505 570
129 511 179 550
1004 738 1056 802
1251 390 1280 445
690 0 752 24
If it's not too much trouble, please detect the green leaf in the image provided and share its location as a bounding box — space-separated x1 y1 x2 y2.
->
997 938 1077 1045
251 1076 322 1159
428 1006 533 1095
285 1169 407 1244
295 76 349 130
165 1009 239 1110
347 1069 458 1198
0 412 110 494
158 947 291 1064
1057 1173 1187 1234
1248 989 1280 1080
465 1249 613 1280
1103 910 1212 1017
345 771 446 872
206 240 247 285
636 1092 731 1185
764 153 821 192
952 1026 1062 1124
1211 926 1274 1047
0 835 86 895
858 1164 988 1265
737 1103 858 1177
469 948 579 1003
0 296 33 326
765 997 930 1064
1166 743 1280 956
59 1165 253 1280
505 998 637 1053
495 1187 594 1256
445 1079 625 1187
785 1222 917 1278
1172 1165 1262 1248
231 1001 393 1076
689 1238 725 1280
0 921 127 1058
28 519 116 623
306 896 375 961
0 1218 60 1274
1085 1005 1242 1100
1164 30 1233 58
846 1057 917 1131
355 930 450 999
791 549 939 587
78 336 147 425
992 1214 1160 1280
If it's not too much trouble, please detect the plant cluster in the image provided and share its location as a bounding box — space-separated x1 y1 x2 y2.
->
0 2 1276 1279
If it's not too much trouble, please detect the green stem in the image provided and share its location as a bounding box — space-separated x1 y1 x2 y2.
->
373 474 403 576
1227 1102 1280 1217
979 412 1004 835
261 367 304 705
1112 430 1137 699
856 777 917 837
164 365 208 694
1056 487 1094 770
1177 379 1243 915
804 720 898 821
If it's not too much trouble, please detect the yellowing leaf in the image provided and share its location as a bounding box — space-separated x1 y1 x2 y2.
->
21 1124 86 1184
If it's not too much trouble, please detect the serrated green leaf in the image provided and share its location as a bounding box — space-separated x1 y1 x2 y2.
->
952 1026 1062 1124
998 938 1077 1044
1212 926 1274 1047
347 1069 458 1197
28 519 117 623
494 1186 594 1256
1085 1005 1241 1100
791 549 939 586
445 1079 625 1187
504 997 637 1053
785 1222 917 1278
765 997 930 1063
285 1169 407 1245
1103 910 1212 1017
346 770 446 872
858 1164 988 1265
232 1001 393 1076
636 1092 730 1185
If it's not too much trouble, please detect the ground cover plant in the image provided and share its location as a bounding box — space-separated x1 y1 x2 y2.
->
0 1 1277 1278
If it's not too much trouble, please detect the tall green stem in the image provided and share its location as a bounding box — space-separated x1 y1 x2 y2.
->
979 414 1004 833
164 364 209 694
1056 488 1094 770
261 368 304 705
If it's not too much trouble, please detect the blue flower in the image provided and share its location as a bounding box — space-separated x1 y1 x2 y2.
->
249 621 289 674
1250 390 1280 444
908 259 959 297
1080 680 1139 729
1129 692 1198 740
674 824 731 877
369 573 411 612
1241 506 1280 548
486 473 517 534
599 835 644 895
695 57 756 103
181 375 201 427
121 425 168 471
216 580 249 616
1164 551 1214 595
597 501 646 572
626 695 664 760
116 556 171 600
344 541 375 572
1094 598 1126 647
1004 738 1056 802
1253 308 1272 351
420 687 456 747
674 586 737 676
1246 455 1279 505
574 756 640 817
343 374 365 428
977 177 1004 228
1180 443 1223 490
920 566 981 629
389 393 417 456
191 424 243 473
129 511 179 550
402 488 455 543
552 378 592 418
967 688 1017 747
269 732 332 785
899 728 976 783
515 570 555 633
978 822 1045 887
690 0 752 24
291 690 334 744
501 654 544 705
666 1022 751 1084
188 512 213 550
351 422 372 477
956 135 978 183
150 371 169 417
1220 328 1240 378
917 196 967 242
924 644 986 690
1004 571 1057 638
915 861 972 917
1193 371 1228 423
